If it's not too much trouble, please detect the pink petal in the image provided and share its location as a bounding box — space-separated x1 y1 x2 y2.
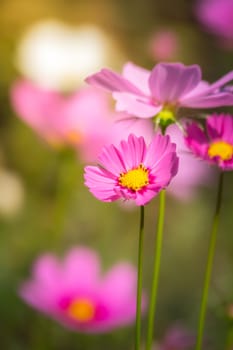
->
113 91 162 118
84 166 119 202
32 254 61 287
148 62 201 102
181 91 233 108
118 134 147 169
85 68 142 95
206 113 233 142
98 144 127 175
100 263 137 308
185 123 209 158
144 134 175 168
62 247 101 290
150 152 179 188
122 62 151 95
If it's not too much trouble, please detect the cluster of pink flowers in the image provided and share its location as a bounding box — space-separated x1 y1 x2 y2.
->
16 58 233 346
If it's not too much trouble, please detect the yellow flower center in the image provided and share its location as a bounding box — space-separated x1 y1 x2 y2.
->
156 108 175 123
208 141 233 161
66 130 83 144
67 298 95 322
118 164 149 191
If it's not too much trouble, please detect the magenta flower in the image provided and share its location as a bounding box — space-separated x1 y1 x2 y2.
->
86 62 233 119
185 114 233 170
166 124 213 200
195 0 233 43
19 247 144 333
84 134 179 206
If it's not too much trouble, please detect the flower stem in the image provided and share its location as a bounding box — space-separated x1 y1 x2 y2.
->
225 324 233 350
135 205 145 350
146 190 166 350
195 171 224 350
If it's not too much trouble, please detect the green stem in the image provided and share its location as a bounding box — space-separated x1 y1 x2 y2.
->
195 171 224 350
135 205 145 350
146 190 166 350
225 324 233 350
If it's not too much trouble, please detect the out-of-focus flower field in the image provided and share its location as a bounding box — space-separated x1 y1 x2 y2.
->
1 0 233 349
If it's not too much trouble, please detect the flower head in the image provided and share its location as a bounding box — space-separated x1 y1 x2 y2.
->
11 80 154 162
84 134 179 206
86 61 233 121
19 247 145 332
185 113 233 170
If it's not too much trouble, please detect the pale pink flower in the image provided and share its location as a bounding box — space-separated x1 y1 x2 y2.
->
185 113 233 170
86 61 233 119
19 247 145 333
84 134 179 206
166 124 213 200
10 80 154 162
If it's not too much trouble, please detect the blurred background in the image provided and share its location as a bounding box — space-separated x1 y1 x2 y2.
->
1 0 233 349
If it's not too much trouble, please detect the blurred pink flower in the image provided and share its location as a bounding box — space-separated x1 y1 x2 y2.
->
195 0 233 44
86 62 233 119
166 124 213 200
84 134 179 206
10 80 154 162
19 247 145 333
149 30 179 61
185 113 233 170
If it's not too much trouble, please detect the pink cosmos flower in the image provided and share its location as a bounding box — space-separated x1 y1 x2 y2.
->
86 61 233 119
84 134 179 206
10 80 154 162
195 0 233 43
166 124 213 200
19 247 144 333
185 113 233 170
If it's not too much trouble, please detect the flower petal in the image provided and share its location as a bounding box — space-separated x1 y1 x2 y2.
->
148 62 201 102
84 166 119 202
206 113 233 142
118 134 147 169
113 91 162 118
122 62 151 95
85 68 142 95
181 91 233 108
63 247 100 290
185 123 209 158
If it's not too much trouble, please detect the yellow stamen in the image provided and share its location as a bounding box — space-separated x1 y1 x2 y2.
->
208 141 233 161
119 164 149 191
68 298 95 322
156 108 175 123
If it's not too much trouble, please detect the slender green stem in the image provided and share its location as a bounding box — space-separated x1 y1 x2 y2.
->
146 190 166 350
195 171 224 350
135 205 145 350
